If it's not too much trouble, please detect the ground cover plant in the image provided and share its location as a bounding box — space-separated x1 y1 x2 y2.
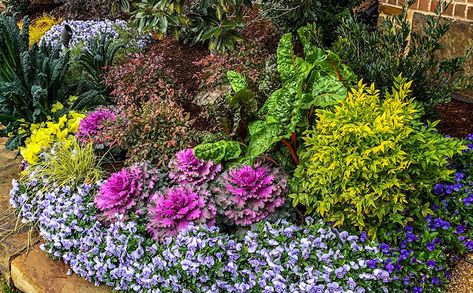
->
3 0 473 292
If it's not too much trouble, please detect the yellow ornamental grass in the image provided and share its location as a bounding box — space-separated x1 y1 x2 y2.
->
290 76 465 240
18 14 61 47
20 110 85 164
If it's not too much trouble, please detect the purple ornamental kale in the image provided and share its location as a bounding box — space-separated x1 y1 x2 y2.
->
168 148 222 186
95 166 142 220
214 164 287 226
76 109 116 143
147 186 216 240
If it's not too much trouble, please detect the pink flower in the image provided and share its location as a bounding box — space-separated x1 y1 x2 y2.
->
168 148 222 186
95 166 142 220
76 109 116 143
215 164 287 226
147 186 216 240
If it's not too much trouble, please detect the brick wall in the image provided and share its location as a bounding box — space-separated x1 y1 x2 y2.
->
379 0 473 21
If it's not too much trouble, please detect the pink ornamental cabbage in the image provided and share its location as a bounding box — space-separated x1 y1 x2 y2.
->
215 164 287 226
95 166 142 220
147 186 216 240
76 109 116 142
168 148 222 185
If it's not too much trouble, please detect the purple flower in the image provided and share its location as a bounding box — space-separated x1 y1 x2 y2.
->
465 240 473 250
426 241 435 252
413 286 423 293
381 243 390 253
442 220 450 230
95 166 142 219
433 183 444 195
214 164 287 226
456 225 466 234
360 231 367 242
77 109 115 142
406 232 417 243
147 186 216 240
426 260 436 269
366 259 376 269
456 172 465 183
168 148 222 186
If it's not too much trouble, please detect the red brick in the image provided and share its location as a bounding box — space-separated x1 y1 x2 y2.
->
430 0 439 12
388 0 397 5
467 5 473 19
454 3 467 17
418 0 431 11
444 2 455 15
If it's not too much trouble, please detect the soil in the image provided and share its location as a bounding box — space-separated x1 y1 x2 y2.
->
435 99 473 139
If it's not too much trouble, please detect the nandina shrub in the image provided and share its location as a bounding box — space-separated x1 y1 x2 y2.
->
111 98 199 166
291 77 465 240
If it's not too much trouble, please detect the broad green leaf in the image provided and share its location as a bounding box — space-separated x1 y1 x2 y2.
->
194 140 242 163
227 70 247 92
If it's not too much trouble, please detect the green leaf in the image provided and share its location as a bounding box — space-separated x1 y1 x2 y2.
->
311 77 347 108
194 140 242 163
245 121 281 160
227 70 247 92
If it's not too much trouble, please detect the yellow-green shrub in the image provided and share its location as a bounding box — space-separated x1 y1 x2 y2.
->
18 14 61 46
19 106 84 164
290 77 465 239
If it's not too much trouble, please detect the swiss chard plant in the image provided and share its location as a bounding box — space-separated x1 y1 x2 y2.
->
244 26 356 164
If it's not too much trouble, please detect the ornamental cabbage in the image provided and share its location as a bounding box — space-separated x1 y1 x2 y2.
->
214 164 287 226
147 186 216 240
168 148 222 186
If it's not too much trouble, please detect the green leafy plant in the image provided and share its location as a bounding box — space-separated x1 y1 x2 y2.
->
290 76 465 240
257 0 362 45
0 15 71 150
130 0 251 52
3 0 30 14
30 141 103 187
332 0 472 110
244 27 356 163
194 140 242 163
72 35 124 109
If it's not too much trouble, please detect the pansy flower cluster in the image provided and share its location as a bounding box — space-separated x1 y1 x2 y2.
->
40 19 149 50
10 174 392 292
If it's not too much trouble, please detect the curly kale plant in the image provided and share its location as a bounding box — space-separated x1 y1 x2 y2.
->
291 77 465 240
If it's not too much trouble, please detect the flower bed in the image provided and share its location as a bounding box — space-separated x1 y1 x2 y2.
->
2 1 473 292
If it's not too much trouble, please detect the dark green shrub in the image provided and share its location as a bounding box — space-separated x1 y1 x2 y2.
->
71 35 124 109
290 77 465 240
332 0 472 110
257 0 362 44
129 0 251 52
3 0 30 15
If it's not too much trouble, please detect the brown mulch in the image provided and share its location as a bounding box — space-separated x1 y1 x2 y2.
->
435 99 473 139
